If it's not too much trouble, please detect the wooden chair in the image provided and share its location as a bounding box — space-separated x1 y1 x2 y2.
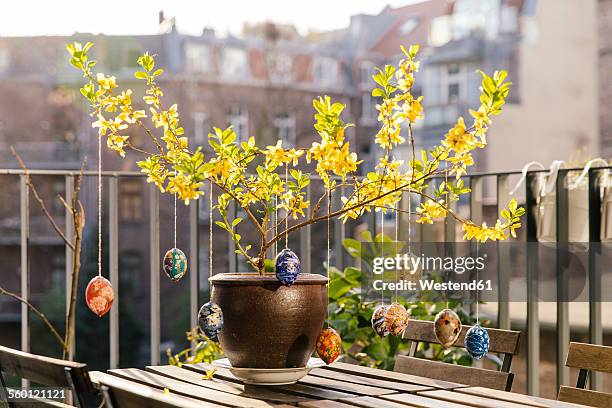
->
90 371 219 408
395 319 521 391
558 342 612 407
0 346 97 408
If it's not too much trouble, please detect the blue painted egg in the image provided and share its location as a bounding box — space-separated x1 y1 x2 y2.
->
371 305 389 337
163 248 188 281
434 308 462 348
198 302 224 342
465 324 490 360
275 248 301 286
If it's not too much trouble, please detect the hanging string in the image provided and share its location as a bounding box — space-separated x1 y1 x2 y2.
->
209 180 213 280
285 164 289 250
394 200 399 303
380 207 385 306
326 186 331 327
475 242 480 324
97 131 102 277
174 171 177 249
445 165 450 309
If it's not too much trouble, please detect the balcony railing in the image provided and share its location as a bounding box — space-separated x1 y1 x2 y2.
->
0 165 610 397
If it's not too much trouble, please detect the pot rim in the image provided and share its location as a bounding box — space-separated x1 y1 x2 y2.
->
210 272 328 285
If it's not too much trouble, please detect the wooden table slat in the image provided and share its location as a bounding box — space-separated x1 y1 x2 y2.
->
89 370 224 407
457 387 592 408
381 392 471 408
308 368 432 393
418 389 543 408
147 365 314 404
108 368 277 407
339 396 421 408
297 400 360 407
298 374 398 396
323 361 465 389
185 363 358 401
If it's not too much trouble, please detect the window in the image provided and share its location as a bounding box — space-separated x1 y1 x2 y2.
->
186 43 214 73
268 53 292 82
274 113 296 147
119 180 143 223
193 112 209 145
399 17 420 35
360 61 374 86
313 57 339 86
360 93 377 122
227 106 248 141
0 49 10 72
445 64 464 102
222 47 248 78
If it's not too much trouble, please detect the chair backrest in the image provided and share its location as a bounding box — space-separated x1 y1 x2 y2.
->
94 372 214 408
0 346 96 408
558 342 612 407
395 319 521 391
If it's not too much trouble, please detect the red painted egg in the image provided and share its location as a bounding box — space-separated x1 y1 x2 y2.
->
85 276 114 317
316 328 342 365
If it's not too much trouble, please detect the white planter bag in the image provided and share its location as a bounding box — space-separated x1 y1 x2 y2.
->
599 170 612 243
512 159 609 243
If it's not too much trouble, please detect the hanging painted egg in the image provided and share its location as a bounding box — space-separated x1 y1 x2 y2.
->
198 302 224 342
384 303 410 336
163 248 188 281
371 304 389 337
316 328 342 364
434 308 462 348
465 324 490 360
85 276 114 317
275 248 301 286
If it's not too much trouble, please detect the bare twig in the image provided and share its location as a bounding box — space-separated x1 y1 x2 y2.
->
11 147 75 251
0 286 67 352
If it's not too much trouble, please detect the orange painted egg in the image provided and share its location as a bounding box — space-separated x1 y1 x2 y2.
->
384 303 409 336
434 308 462 348
85 276 114 317
316 328 342 365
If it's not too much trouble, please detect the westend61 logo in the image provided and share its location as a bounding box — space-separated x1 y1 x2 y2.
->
370 252 492 293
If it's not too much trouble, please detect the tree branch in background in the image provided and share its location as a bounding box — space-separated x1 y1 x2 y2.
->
0 287 67 352
10 147 74 251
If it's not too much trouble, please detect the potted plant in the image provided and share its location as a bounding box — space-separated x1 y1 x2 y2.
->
67 43 522 369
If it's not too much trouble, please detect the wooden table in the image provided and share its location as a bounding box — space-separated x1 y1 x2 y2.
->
89 361 590 407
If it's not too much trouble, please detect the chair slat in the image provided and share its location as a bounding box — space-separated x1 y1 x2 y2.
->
401 320 521 355
0 346 89 389
566 342 612 374
558 385 612 408
394 355 512 391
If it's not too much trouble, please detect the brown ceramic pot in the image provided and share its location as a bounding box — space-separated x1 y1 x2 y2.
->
210 273 328 368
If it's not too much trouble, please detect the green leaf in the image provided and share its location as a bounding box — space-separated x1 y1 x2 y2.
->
134 71 148 79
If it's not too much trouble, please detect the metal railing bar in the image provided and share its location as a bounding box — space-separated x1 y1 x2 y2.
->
149 186 160 365
299 184 312 274
496 175 510 330
108 177 119 369
3 165 610 179
588 168 603 391
228 201 236 273
555 171 570 389
19 175 30 388
189 197 199 341
64 176 75 358
525 172 540 396
333 187 344 271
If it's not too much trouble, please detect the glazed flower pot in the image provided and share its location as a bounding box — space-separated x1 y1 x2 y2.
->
210 273 328 369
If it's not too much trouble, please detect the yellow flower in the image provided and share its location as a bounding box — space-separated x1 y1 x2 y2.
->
416 199 447 224
443 117 474 153
402 96 424 123
263 141 304 167
96 73 117 90
166 172 204 205
107 134 129 157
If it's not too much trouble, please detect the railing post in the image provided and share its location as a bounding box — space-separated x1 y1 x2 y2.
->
556 170 570 389
108 177 119 369
149 186 160 365
469 176 483 315
19 175 30 388
526 172 540 396
588 168 603 391
228 201 236 272
189 196 200 340
333 186 344 271
496 175 510 330
64 175 75 358
300 184 312 274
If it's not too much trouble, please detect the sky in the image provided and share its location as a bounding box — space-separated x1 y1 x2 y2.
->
0 0 419 37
